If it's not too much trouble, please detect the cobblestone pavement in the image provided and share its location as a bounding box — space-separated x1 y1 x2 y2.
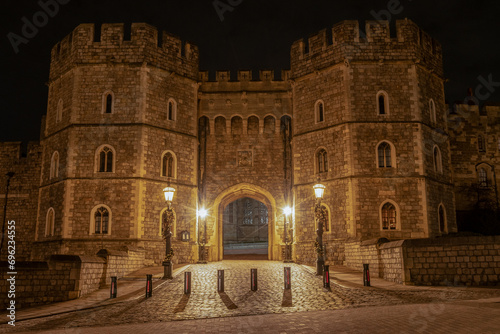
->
2 261 500 333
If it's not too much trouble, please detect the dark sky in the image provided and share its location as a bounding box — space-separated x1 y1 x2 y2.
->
1 0 499 142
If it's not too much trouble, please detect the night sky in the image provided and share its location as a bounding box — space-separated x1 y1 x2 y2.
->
1 0 499 142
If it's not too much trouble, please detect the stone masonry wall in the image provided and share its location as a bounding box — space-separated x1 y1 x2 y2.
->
0 142 41 261
0 255 105 309
403 236 500 286
345 236 500 286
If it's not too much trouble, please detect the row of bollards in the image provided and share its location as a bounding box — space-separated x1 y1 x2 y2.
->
109 264 370 299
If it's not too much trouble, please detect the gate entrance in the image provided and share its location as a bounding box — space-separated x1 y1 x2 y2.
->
212 183 278 261
223 197 268 260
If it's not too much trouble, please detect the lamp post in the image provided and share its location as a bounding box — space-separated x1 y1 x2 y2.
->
162 186 176 279
0 172 15 256
283 206 293 263
197 208 207 263
313 183 326 275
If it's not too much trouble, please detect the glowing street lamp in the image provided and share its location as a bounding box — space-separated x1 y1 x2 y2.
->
313 182 326 275
313 183 326 200
163 186 176 203
162 186 176 279
197 208 208 263
283 206 293 263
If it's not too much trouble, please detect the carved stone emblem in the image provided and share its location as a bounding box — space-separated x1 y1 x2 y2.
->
238 151 252 167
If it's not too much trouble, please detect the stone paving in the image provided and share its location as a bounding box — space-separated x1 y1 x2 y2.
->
2 261 500 333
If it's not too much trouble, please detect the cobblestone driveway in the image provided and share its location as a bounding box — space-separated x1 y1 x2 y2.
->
4 261 500 332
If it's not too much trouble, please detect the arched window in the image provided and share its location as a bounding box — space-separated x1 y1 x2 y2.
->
438 205 446 233
93 206 110 234
433 146 442 173
45 208 55 236
478 135 486 152
478 168 488 188
50 151 59 179
377 142 393 168
56 99 63 122
316 149 328 174
161 151 176 178
315 100 325 123
96 145 114 173
160 208 176 237
429 99 436 123
377 91 389 115
167 99 177 121
103 92 114 114
381 202 397 230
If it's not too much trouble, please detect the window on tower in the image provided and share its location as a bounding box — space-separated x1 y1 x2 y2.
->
316 149 328 174
381 202 397 230
161 151 176 178
377 142 392 168
94 206 109 234
97 146 114 173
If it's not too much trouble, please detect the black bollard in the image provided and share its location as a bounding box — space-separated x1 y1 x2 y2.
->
218 270 224 292
146 274 153 298
251 269 258 291
284 267 291 290
363 264 371 287
184 272 191 294
110 276 117 298
323 265 330 289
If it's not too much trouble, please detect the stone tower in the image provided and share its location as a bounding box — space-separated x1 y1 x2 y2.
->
36 23 200 263
290 19 457 265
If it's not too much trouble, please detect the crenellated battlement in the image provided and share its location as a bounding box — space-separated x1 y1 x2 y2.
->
198 70 291 83
49 23 199 81
291 19 443 78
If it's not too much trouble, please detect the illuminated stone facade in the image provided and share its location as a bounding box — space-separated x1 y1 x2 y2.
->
4 20 496 268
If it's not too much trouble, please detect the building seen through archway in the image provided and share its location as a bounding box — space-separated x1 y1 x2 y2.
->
223 197 269 259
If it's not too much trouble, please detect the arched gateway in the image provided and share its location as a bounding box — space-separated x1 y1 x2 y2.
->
211 183 280 261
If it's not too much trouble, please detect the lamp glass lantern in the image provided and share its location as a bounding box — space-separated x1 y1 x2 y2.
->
163 187 176 203
313 183 326 199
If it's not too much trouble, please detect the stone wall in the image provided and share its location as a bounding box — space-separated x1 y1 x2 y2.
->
0 142 41 261
97 247 145 285
344 236 500 286
0 255 105 309
0 248 148 309
403 236 500 286
448 104 500 235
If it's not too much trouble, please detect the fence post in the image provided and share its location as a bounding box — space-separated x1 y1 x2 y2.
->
110 276 117 298
363 264 371 287
146 274 153 298
323 265 330 288
184 272 191 294
251 269 258 291
284 267 291 289
217 270 224 292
